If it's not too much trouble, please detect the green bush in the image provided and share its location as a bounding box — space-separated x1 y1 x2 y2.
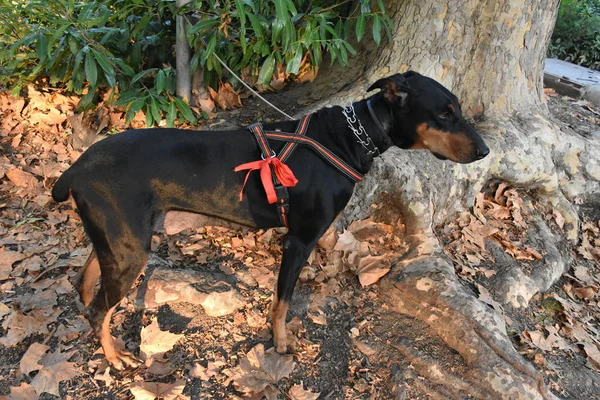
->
548 0 600 70
0 0 390 127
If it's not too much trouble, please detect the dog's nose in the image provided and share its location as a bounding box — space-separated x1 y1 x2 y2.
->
475 146 489 160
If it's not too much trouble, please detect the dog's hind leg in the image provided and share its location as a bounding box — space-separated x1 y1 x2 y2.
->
86 246 149 370
77 205 152 369
73 250 101 308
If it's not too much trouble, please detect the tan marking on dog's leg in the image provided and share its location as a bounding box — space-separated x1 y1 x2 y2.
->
74 251 101 308
272 299 290 354
97 305 140 370
270 292 279 320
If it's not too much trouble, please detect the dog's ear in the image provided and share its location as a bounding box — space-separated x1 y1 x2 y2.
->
367 76 409 105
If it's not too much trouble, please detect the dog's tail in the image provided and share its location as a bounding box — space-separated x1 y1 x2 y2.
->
52 168 74 202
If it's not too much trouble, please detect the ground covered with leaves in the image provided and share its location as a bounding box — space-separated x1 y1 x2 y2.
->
0 87 599 399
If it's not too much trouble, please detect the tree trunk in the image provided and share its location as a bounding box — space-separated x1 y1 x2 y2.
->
294 0 600 398
175 0 192 104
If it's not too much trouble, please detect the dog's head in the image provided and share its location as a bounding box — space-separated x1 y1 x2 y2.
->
368 71 489 163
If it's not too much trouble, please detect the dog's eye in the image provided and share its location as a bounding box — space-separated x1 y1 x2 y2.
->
439 112 450 120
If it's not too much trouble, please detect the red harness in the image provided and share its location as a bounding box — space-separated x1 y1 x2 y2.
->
234 115 363 227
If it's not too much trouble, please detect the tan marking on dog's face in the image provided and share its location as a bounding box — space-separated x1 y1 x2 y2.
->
411 122 477 162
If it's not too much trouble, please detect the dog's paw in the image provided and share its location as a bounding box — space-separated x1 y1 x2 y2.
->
275 339 289 354
274 328 297 354
106 350 142 370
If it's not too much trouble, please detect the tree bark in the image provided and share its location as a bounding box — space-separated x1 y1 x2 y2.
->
293 0 600 398
175 0 192 104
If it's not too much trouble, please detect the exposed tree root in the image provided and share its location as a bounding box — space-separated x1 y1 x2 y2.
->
337 113 600 398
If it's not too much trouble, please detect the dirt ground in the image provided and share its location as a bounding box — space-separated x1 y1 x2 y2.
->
0 86 599 399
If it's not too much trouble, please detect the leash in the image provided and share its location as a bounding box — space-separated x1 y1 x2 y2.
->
186 14 294 121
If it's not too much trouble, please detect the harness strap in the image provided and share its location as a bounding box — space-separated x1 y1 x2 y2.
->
278 114 312 162
235 116 364 228
248 122 276 159
264 131 363 182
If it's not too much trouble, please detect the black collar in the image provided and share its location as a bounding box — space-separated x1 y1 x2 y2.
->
367 98 388 138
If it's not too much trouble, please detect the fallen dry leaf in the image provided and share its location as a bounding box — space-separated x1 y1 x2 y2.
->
1 308 59 347
334 230 360 255
190 359 226 381
356 255 390 286
476 283 503 314
198 97 217 119
6 168 38 188
139 318 184 362
574 265 595 285
231 343 295 397
129 379 186 400
0 302 10 318
307 308 328 326
347 217 393 241
317 225 338 251
526 330 553 352
582 342 600 370
208 82 241 110
0 249 27 280
7 383 38 400
246 308 267 328
93 361 113 387
30 350 80 396
250 266 275 289
20 342 50 375
288 384 320 400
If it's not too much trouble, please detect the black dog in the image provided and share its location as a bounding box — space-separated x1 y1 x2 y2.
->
52 71 489 369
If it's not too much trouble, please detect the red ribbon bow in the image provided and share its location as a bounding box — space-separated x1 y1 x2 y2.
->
234 156 298 204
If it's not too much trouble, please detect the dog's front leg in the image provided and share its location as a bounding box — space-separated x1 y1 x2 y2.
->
270 233 322 353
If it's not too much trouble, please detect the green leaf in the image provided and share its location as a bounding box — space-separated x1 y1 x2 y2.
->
175 97 196 123
203 35 217 63
339 44 348 67
145 106 154 127
114 89 143 106
36 33 48 62
155 70 166 94
132 68 158 83
190 52 200 74
50 24 70 47
235 0 246 24
167 101 176 127
10 85 22 97
78 88 95 110
125 97 145 124
356 15 366 42
67 35 79 55
372 15 382 46
84 50 98 87
114 58 135 77
311 45 322 66
150 98 162 124
257 54 275 85
274 0 288 22
286 45 302 75
91 48 115 75
189 19 220 35
343 41 357 56
247 13 263 36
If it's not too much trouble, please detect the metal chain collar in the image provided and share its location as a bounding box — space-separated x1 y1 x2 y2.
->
342 102 380 157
